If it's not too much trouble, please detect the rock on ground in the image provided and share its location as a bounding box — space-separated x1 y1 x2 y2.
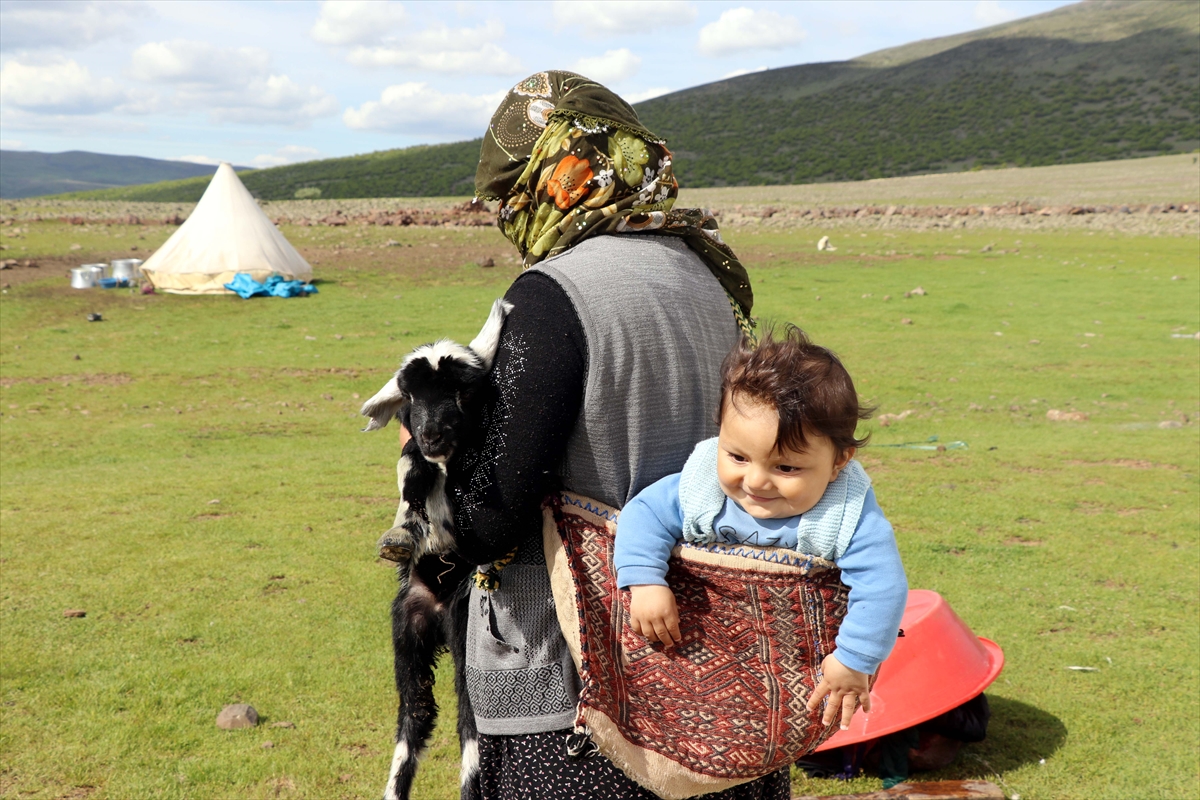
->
216 704 259 729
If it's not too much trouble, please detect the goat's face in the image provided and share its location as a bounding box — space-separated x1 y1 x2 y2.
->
397 349 486 463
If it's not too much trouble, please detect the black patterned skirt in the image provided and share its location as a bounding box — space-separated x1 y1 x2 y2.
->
477 729 791 800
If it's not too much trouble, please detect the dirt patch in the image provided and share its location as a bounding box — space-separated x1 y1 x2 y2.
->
1038 626 1073 636
353 496 395 506
1115 508 1147 517
1067 459 1179 470
297 240 518 283
1101 579 1136 590
54 787 97 800
1004 537 1043 546
272 367 364 380
342 743 379 758
269 776 297 794
0 372 133 388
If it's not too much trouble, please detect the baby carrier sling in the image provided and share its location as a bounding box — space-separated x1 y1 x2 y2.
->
544 492 851 800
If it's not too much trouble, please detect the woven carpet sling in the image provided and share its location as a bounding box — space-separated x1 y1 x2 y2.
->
543 493 851 799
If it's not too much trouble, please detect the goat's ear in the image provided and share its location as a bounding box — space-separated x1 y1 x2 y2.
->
467 298 514 372
359 373 408 432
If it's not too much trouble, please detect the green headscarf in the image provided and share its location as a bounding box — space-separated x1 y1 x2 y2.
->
476 71 754 333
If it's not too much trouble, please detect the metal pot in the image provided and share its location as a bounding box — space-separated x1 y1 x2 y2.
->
82 262 110 280
70 267 97 289
111 259 138 281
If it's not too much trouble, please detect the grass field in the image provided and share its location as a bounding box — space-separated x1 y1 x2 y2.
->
1 196 1197 798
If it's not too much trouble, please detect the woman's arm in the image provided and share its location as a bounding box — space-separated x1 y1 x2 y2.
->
448 271 587 564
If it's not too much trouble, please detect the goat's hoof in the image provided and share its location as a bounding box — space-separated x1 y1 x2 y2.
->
377 527 414 562
378 545 412 563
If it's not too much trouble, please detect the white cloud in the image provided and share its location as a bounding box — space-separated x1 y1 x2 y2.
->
722 66 768 80
1 140 26 150
698 8 807 57
342 21 521 75
310 0 407 46
623 87 672 104
126 41 337 127
349 43 521 75
552 1 696 36
0 106 147 134
252 145 322 169
174 155 221 165
974 0 1020 26
573 49 642 85
208 76 339 126
0 58 127 114
0 0 139 50
128 40 271 86
343 83 505 138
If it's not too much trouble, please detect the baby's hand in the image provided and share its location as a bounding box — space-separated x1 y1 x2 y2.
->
628 585 682 648
806 653 872 730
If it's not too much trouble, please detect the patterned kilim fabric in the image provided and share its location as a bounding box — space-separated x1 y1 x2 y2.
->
543 493 850 800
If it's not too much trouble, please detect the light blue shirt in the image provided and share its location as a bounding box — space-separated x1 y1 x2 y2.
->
614 472 908 674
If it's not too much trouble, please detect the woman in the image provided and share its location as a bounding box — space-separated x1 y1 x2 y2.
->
447 71 783 800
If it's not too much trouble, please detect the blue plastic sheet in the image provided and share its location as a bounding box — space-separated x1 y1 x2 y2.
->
223 273 317 299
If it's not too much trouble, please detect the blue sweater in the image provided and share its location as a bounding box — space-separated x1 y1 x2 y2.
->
614 473 907 674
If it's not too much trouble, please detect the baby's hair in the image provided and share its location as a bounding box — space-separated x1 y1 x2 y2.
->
716 325 873 457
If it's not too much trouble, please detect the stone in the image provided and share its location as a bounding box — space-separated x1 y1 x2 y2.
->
63 609 86 618
1046 409 1088 422
479 257 495 268
270 721 295 728
1158 420 1182 429
216 704 259 729
901 318 913 325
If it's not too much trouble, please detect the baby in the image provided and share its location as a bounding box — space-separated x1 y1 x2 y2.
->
614 326 908 730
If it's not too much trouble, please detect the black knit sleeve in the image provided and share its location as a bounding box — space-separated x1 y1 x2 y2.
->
448 270 587 564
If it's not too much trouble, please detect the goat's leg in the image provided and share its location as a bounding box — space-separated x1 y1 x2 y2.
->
378 440 442 563
446 583 481 800
382 581 445 800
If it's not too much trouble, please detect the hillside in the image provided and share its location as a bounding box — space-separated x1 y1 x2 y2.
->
638 0 1199 186
0 151 249 199
52 0 1199 202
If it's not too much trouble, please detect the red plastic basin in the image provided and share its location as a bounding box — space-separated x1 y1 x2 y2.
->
815 589 1004 751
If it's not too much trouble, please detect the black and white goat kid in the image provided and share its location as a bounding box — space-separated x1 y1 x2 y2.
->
359 298 512 800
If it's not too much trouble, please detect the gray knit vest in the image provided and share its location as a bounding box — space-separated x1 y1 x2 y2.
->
464 235 740 734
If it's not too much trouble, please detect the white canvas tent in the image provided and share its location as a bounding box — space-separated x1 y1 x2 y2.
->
140 162 313 295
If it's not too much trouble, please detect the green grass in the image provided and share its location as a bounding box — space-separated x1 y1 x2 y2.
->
1 224 1197 799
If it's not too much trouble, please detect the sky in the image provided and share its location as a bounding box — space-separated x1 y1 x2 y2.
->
0 0 1077 169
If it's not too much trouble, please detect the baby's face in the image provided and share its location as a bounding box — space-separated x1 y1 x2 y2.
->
716 395 852 520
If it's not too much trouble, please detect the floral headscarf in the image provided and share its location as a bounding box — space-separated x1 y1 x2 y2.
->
476 71 754 333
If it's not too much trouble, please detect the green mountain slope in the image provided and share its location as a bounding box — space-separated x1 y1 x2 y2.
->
51 141 482 203
53 0 1199 202
637 0 1199 186
0 151 249 199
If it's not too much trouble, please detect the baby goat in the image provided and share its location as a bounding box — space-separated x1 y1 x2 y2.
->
360 298 512 800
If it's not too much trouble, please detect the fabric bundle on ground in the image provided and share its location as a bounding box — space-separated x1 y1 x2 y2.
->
140 162 313 295
223 273 317 299
543 493 848 800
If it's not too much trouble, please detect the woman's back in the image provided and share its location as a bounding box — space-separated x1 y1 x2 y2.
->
534 233 739 507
